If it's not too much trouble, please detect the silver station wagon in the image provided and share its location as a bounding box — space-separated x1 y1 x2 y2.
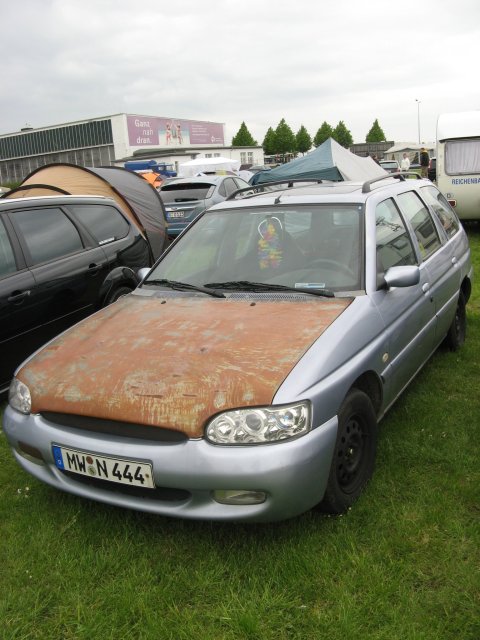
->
4 175 472 522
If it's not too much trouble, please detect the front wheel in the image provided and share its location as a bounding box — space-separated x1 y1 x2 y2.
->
320 389 378 514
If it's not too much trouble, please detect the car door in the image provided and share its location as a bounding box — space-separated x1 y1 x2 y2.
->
67 202 149 274
8 205 109 339
0 215 40 390
371 197 436 407
397 189 459 345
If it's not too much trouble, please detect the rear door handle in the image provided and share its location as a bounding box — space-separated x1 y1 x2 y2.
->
87 263 101 276
8 290 31 304
452 256 458 266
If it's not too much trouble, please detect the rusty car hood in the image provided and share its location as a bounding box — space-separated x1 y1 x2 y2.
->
18 293 351 437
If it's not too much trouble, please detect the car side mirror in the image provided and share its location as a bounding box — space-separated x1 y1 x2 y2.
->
384 265 420 289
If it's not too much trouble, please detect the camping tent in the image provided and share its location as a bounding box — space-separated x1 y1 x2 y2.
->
251 138 387 185
2 163 168 260
178 156 240 177
383 142 435 164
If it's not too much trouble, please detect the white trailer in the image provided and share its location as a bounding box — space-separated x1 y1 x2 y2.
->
436 111 480 220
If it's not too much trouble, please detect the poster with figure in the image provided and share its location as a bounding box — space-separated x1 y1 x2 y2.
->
127 115 224 147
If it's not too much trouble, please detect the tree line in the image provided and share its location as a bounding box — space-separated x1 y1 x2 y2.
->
231 119 387 155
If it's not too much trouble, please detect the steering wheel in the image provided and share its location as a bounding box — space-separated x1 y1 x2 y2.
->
308 258 356 279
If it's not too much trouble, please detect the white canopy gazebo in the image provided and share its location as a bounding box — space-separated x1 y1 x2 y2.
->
178 156 240 177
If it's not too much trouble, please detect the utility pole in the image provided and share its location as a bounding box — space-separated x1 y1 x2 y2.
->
415 99 421 144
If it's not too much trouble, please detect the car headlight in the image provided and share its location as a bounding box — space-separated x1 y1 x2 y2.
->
205 402 311 445
9 378 32 415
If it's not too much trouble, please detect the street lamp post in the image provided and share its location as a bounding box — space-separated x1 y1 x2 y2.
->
415 99 421 144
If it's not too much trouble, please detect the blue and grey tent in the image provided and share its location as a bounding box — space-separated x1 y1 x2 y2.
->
252 138 387 185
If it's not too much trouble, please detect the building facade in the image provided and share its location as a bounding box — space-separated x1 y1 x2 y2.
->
0 113 264 184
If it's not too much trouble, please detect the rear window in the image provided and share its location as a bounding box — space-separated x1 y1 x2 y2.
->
69 204 129 245
420 185 460 239
397 191 442 260
159 183 214 202
380 162 398 169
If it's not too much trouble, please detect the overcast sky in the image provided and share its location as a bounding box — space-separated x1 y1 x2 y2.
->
1 0 479 147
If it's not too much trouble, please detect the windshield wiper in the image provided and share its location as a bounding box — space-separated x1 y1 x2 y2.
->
204 281 334 298
144 279 226 298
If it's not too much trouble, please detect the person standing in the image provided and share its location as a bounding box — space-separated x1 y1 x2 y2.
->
401 152 410 171
420 147 430 178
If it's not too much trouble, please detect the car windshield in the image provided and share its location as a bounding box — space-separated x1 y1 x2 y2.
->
146 204 364 294
159 183 214 202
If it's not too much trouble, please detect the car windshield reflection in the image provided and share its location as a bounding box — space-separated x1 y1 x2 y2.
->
146 205 364 293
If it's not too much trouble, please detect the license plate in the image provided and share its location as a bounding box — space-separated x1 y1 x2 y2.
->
52 445 155 489
168 211 185 219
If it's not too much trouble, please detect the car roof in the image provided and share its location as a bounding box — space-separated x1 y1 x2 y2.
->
208 176 432 211
0 194 117 210
160 175 232 187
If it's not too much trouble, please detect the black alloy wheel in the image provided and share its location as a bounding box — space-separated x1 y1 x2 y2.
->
336 414 367 493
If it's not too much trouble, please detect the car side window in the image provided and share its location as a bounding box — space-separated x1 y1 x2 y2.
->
223 178 240 197
420 186 460 239
12 208 83 266
234 178 251 190
396 191 442 260
217 181 227 197
0 218 17 277
376 199 417 273
69 204 129 245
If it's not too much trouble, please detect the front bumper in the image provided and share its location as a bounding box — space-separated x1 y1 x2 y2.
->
3 406 338 522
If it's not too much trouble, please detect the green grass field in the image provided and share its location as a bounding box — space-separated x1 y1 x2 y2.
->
1 227 479 640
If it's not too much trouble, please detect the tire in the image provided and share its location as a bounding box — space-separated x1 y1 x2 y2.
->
104 285 133 306
320 389 378 514
445 291 466 351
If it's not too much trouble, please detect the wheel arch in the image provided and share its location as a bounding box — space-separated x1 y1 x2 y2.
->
98 267 138 307
461 275 472 305
349 370 383 417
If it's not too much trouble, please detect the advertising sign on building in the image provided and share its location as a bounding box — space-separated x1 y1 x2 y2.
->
127 115 225 148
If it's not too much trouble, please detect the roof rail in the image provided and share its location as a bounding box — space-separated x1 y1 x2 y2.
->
227 178 325 201
362 172 422 193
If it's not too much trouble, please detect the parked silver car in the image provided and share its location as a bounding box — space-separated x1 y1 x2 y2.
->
4 175 472 522
379 159 400 174
158 174 251 238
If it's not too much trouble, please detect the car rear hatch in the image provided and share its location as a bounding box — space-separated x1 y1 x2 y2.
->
380 162 398 173
159 182 214 226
